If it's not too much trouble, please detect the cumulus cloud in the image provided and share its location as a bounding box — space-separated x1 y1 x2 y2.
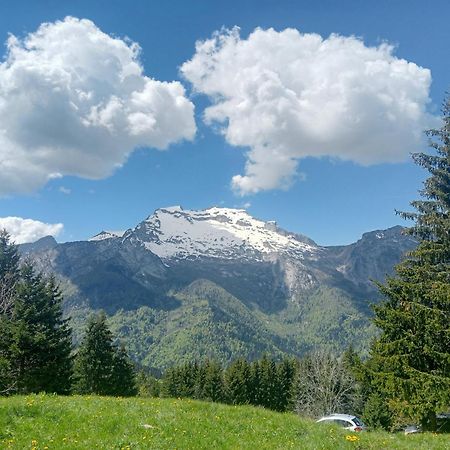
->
181 27 437 195
0 17 196 195
0 217 63 243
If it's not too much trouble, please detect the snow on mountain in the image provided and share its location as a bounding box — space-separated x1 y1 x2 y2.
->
123 206 318 261
89 230 125 241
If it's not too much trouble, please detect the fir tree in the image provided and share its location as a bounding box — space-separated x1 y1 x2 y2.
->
74 312 137 396
161 361 198 399
110 344 137 396
74 312 116 395
249 359 261 406
257 354 278 410
161 366 178 398
135 370 161 397
224 358 252 405
275 357 297 412
369 95 450 431
194 362 207 400
9 264 73 394
201 359 224 402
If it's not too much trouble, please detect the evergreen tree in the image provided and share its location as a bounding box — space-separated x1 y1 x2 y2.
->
201 359 224 402
161 367 178 398
368 96 450 431
10 267 73 394
194 362 207 400
74 312 116 395
136 370 161 397
257 354 278 410
249 359 261 405
224 358 252 404
0 233 73 394
178 362 198 398
275 357 297 412
74 312 137 396
111 344 137 396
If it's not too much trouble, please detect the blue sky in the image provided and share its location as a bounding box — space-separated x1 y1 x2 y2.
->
0 0 448 245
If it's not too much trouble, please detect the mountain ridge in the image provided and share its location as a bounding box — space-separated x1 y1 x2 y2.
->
19 207 416 369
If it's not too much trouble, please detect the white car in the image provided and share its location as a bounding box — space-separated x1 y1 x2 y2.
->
316 414 367 432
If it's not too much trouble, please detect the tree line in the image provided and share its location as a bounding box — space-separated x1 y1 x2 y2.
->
145 349 400 430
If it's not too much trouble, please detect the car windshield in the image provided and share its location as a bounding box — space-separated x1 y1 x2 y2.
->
352 417 364 427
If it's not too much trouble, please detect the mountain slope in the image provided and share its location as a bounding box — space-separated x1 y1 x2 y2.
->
21 206 416 369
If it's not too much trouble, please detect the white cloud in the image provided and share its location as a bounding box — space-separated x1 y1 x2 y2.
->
59 186 71 194
0 17 196 195
181 27 437 195
0 217 63 243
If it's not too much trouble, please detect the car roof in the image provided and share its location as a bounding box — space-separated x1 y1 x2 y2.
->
318 414 356 421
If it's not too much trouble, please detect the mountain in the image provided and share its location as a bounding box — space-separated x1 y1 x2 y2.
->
20 206 416 370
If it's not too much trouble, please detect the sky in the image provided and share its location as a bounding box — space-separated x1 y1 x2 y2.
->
0 0 448 246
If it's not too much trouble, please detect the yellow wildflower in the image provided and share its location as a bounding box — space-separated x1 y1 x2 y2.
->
345 434 359 442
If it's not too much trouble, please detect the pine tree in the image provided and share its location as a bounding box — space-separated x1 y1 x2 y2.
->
369 96 450 431
1 233 73 394
10 267 73 394
194 362 207 400
201 359 224 402
257 354 278 410
135 370 161 397
275 357 297 412
74 312 137 396
110 344 137 396
74 312 116 395
249 359 261 406
224 358 252 405
161 362 199 399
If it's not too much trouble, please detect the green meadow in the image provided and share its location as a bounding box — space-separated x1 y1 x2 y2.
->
0 395 448 449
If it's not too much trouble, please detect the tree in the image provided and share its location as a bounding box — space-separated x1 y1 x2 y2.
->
255 354 278 410
224 358 252 404
0 236 73 395
294 350 356 418
136 370 161 397
0 231 20 393
0 231 20 316
202 359 224 402
275 357 297 412
10 267 73 394
110 344 137 396
368 96 450 431
74 312 135 396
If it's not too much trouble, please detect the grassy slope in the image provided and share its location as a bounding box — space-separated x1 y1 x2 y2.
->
0 395 448 450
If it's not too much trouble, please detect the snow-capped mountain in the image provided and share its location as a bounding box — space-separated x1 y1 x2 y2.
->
89 230 125 241
22 207 417 369
122 206 318 261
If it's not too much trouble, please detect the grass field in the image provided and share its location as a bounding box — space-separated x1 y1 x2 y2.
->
0 395 448 449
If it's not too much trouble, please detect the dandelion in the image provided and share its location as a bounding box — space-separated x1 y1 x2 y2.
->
345 434 359 442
